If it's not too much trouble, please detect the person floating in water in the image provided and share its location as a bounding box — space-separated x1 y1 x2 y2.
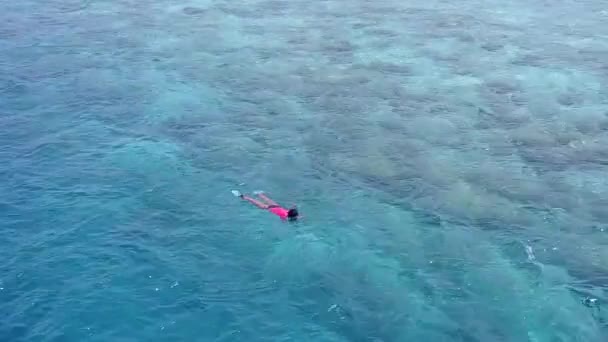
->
232 190 300 221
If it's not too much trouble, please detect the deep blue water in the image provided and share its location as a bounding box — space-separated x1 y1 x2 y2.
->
2 0 608 341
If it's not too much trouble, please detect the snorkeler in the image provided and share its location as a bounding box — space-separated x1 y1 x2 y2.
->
232 190 300 221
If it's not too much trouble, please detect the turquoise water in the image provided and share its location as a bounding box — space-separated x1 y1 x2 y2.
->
2 0 608 340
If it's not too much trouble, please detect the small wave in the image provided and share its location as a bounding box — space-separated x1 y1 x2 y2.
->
193 281 279 303
53 0 92 13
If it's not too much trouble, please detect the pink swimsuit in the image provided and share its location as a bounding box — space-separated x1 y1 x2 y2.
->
268 206 289 220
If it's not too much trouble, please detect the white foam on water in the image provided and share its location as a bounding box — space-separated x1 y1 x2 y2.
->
525 245 536 262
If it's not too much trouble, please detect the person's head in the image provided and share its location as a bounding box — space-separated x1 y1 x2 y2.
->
287 208 299 221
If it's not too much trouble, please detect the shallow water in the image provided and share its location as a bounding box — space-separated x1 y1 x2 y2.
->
1 0 608 341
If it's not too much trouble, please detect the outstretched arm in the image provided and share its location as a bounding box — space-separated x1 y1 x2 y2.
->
242 195 269 209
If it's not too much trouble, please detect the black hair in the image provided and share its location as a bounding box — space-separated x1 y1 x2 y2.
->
287 208 299 220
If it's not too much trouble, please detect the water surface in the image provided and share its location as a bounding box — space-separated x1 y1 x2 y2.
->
1 0 608 341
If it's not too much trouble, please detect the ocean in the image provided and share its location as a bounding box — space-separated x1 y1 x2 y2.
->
1 0 607 341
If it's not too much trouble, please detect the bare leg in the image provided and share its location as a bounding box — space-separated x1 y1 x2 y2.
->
257 193 279 206
242 195 269 209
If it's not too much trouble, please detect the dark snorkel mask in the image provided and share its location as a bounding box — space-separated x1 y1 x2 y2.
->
287 208 299 221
